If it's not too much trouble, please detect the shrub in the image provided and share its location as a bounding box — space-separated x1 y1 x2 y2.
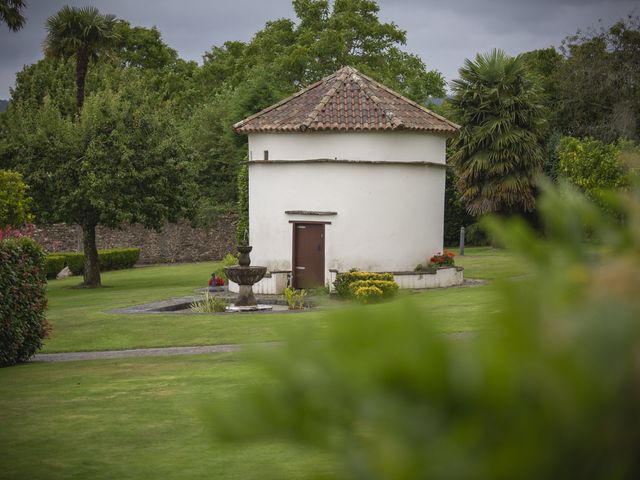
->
334 271 394 298
48 248 141 276
236 164 249 245
284 287 306 310
97 248 140 271
190 291 227 313
349 280 399 301
64 252 85 275
44 254 66 279
215 253 239 283
0 237 49 367
352 285 384 304
465 222 490 246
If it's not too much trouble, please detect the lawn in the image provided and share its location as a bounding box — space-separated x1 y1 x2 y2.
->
0 353 332 480
42 247 523 353
0 247 525 479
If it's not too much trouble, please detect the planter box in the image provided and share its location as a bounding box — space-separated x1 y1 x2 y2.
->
328 266 464 292
392 266 464 289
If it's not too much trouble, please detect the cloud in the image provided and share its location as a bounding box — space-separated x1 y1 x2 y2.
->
0 0 637 98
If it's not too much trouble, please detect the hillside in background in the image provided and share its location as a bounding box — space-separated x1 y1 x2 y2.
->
0 100 7 112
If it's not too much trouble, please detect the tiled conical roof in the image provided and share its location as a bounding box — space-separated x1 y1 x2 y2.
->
233 66 459 134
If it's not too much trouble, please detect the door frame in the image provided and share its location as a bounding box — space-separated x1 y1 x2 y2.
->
291 221 329 289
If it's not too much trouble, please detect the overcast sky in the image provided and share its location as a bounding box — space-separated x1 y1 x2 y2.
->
0 0 637 99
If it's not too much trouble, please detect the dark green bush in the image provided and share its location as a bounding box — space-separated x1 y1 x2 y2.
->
97 248 140 271
44 254 66 279
64 252 85 276
0 237 49 367
48 248 141 276
334 271 394 298
465 222 490 246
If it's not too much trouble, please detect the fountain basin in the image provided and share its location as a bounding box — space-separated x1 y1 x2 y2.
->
224 265 267 307
224 265 267 286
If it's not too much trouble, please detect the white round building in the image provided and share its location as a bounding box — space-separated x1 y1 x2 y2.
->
233 66 461 292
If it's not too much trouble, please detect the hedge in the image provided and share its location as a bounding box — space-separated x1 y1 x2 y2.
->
44 254 66 279
334 271 395 298
45 248 141 276
0 237 49 366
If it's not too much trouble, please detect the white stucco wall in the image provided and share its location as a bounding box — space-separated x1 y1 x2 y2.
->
248 131 446 163
247 130 447 285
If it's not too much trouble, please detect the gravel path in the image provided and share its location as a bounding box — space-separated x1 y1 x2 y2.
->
31 343 253 363
31 332 474 363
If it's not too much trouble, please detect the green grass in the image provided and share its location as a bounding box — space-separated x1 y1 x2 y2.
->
0 247 524 479
42 247 523 353
0 353 333 480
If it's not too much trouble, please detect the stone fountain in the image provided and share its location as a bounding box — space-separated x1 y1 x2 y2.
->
224 245 272 311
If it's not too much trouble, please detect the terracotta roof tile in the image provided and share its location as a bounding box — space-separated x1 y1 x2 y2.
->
233 66 459 134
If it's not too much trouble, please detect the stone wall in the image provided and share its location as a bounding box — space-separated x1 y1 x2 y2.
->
32 215 238 264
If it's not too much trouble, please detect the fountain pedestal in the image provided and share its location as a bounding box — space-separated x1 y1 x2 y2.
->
224 246 272 311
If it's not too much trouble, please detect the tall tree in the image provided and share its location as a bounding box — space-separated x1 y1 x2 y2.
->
0 0 25 31
200 0 445 104
449 49 547 216
554 16 640 143
44 6 119 113
4 84 193 287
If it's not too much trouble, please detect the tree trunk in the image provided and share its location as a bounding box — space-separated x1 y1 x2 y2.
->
82 222 101 287
75 47 89 113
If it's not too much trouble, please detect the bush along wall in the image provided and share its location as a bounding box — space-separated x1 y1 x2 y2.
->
334 271 395 299
0 237 49 366
44 254 66 279
45 248 141 276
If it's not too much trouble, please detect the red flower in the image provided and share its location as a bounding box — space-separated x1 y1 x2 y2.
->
430 257 435 262
208 277 213 286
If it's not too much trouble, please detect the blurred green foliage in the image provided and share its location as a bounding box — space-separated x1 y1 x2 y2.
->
205 172 640 478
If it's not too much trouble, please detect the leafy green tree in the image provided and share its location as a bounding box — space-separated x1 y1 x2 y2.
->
520 47 563 132
200 0 445 103
113 21 178 70
557 136 635 199
0 170 32 227
449 49 547 216
184 67 290 221
5 87 193 287
555 16 640 142
9 58 77 117
44 6 119 112
0 0 25 31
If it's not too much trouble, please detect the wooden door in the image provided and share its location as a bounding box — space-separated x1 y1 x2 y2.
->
293 223 325 289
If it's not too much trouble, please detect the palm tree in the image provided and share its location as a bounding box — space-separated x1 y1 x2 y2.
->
44 6 119 113
449 49 547 216
0 0 25 31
